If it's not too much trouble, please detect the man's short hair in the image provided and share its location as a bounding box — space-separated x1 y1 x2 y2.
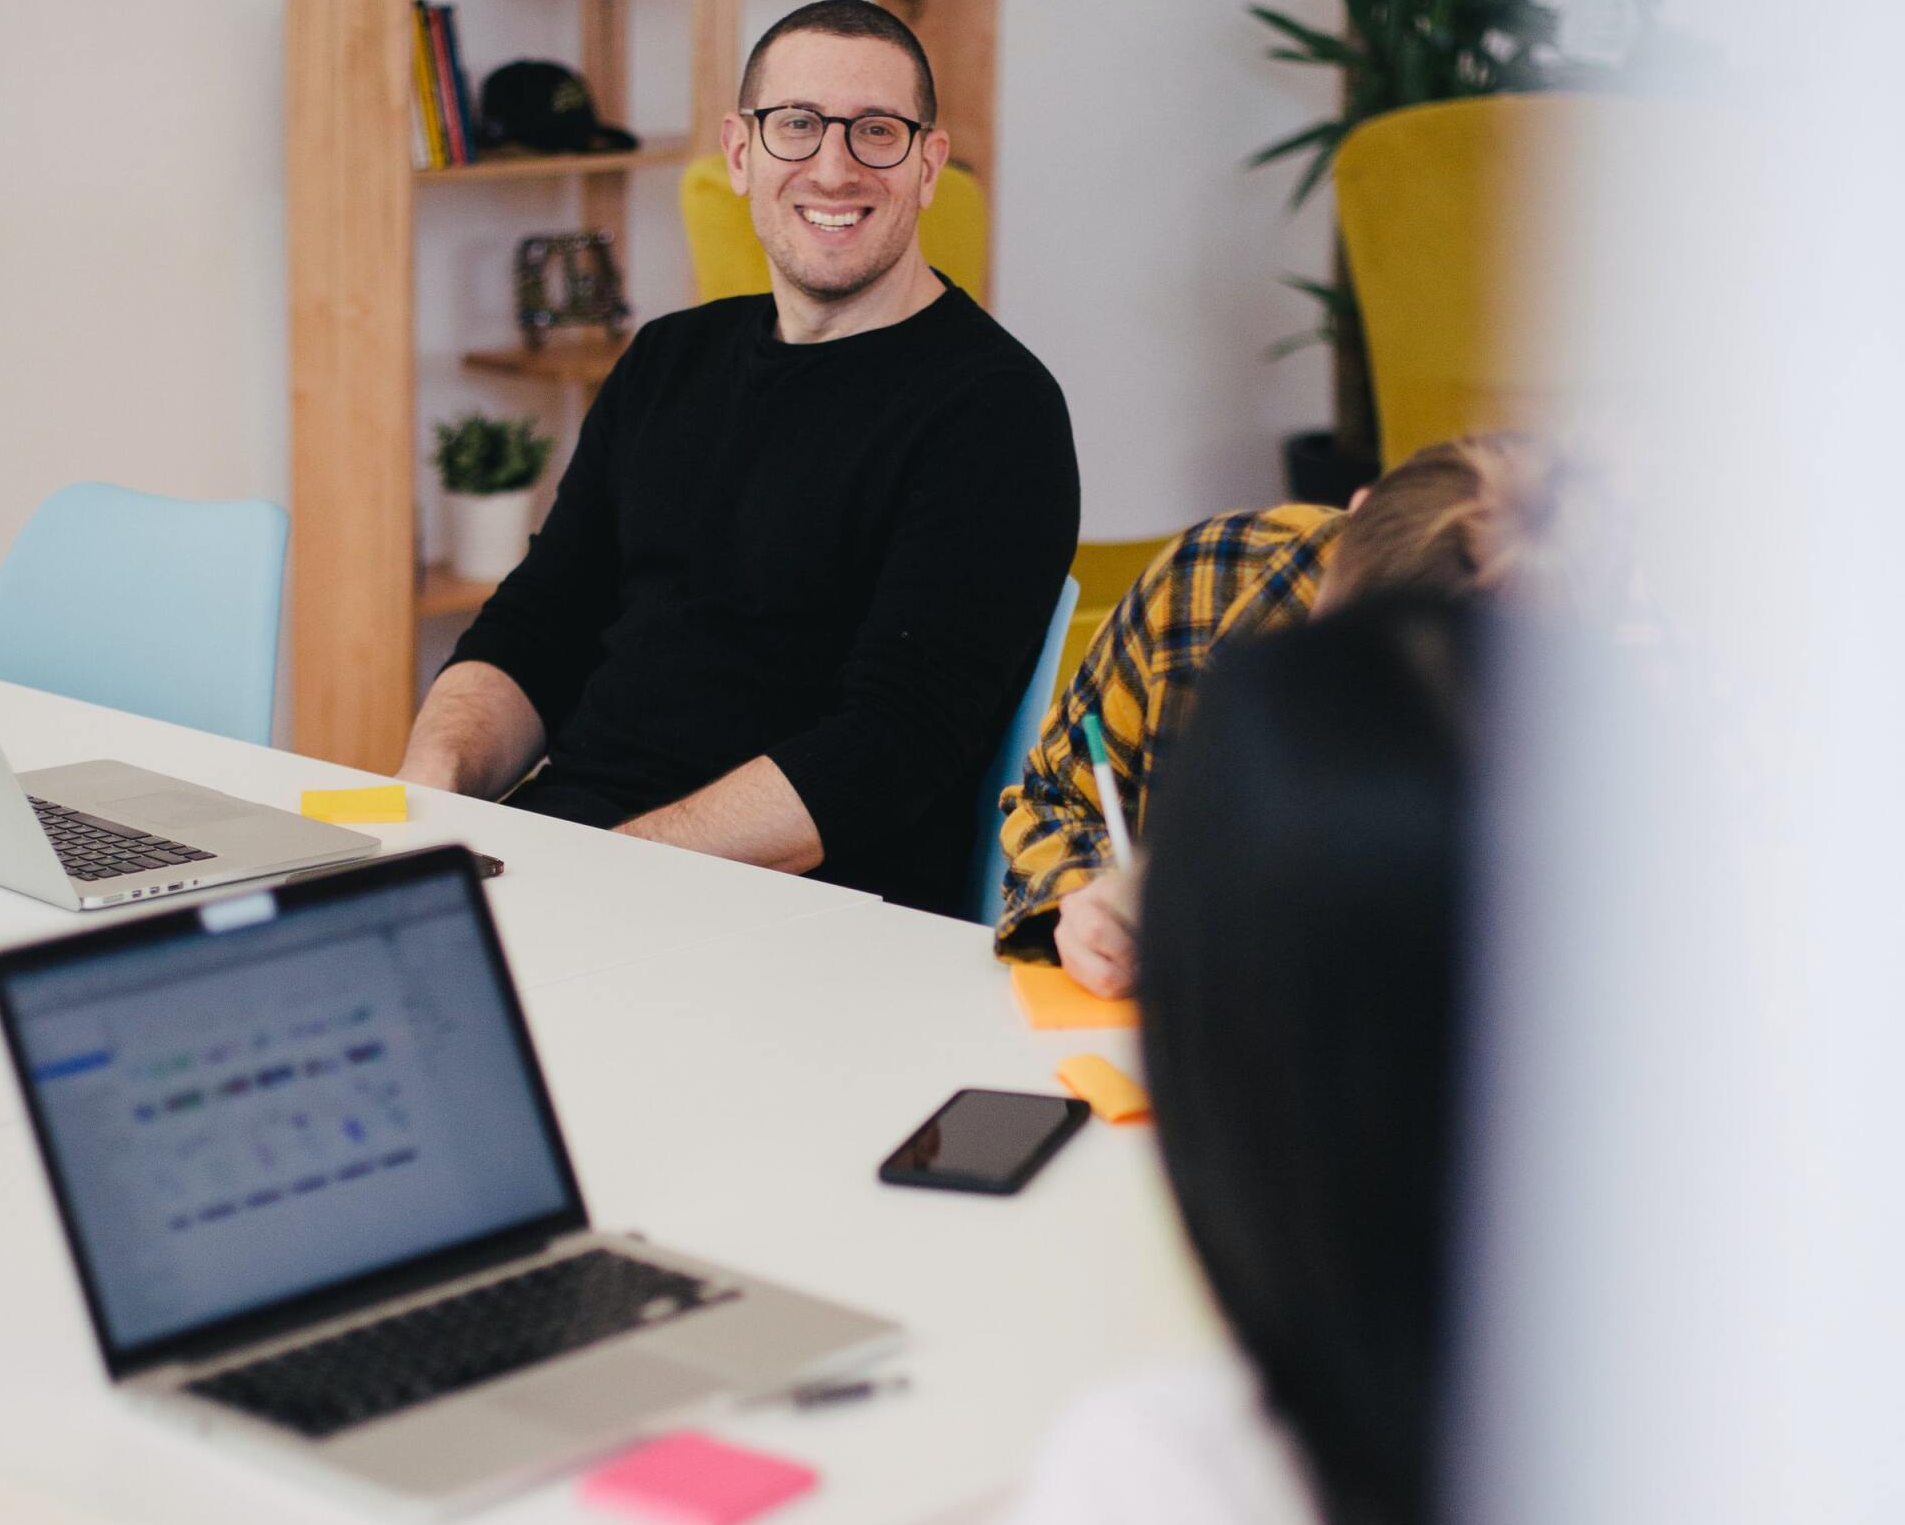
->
738 2 938 127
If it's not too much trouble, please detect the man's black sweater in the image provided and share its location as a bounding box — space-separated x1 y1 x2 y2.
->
449 281 1080 915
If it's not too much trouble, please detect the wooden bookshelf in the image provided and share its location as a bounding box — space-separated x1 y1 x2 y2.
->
286 0 740 773
462 334 630 387
413 138 692 183
416 566 501 619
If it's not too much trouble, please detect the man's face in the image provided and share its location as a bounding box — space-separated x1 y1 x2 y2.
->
722 32 947 303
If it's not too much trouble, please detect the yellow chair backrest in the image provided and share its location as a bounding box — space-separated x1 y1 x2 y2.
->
1056 536 1173 691
1335 94 1655 467
679 152 989 305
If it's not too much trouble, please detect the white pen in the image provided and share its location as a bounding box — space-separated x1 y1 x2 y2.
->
1081 713 1135 871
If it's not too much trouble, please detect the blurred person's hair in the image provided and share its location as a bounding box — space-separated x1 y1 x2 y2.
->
1139 595 1479 1525
738 2 937 124
1328 431 1625 617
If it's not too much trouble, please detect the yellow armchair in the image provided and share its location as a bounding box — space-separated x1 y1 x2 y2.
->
679 152 989 305
1335 94 1639 467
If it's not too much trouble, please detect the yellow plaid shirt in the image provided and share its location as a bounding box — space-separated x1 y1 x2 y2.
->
995 503 1344 960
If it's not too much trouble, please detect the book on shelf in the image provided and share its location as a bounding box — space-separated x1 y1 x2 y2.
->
410 84 429 170
425 7 466 164
439 6 479 166
411 3 447 168
411 5 481 169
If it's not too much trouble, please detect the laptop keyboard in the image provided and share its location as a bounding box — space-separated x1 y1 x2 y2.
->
186 1249 734 1439
27 796 215 881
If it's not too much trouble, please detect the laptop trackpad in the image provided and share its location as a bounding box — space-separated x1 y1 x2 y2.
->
99 790 251 829
326 1349 721 1498
491 1342 722 1439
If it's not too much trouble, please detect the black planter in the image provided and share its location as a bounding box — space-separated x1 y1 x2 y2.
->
1283 429 1379 508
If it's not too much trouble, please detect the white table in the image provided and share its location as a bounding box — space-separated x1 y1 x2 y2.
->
0 684 1218 1525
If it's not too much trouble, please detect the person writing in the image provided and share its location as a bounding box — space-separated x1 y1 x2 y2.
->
399 2 1079 915
995 432 1613 991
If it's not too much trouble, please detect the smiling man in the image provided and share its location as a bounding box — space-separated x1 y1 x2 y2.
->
397 2 1080 915
732 23 946 338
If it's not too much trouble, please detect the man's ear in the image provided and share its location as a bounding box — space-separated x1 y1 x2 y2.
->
1346 486 1373 516
915 126 951 210
720 113 752 195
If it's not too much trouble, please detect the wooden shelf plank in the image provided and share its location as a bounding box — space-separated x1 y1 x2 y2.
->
416 566 499 618
462 335 629 386
415 138 692 183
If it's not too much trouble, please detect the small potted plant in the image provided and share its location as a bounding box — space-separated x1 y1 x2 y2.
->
431 412 554 582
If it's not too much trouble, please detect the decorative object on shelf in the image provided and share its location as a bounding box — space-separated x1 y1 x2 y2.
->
431 413 554 582
479 60 639 155
514 230 631 351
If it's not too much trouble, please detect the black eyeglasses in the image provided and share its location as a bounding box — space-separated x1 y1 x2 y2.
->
747 106 927 170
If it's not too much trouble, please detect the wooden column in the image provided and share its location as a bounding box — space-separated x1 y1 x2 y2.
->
579 0 630 238
886 0 997 190
286 0 416 771
692 0 742 155
881 0 998 302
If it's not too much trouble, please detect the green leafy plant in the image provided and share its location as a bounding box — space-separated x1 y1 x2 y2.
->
1251 2 1569 203
432 413 554 495
1250 0 1575 464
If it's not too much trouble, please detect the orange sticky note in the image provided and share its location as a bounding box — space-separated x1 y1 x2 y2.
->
1056 1053 1152 1123
1010 963 1139 1030
300 785 407 824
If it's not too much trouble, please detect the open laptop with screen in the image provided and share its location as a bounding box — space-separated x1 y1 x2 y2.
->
0 846 897 1517
0 740 377 911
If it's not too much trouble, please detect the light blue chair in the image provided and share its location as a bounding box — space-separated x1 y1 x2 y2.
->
0 483 289 745
963 575 1081 925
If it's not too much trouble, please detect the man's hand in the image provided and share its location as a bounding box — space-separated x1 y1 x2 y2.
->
397 661 546 800
616 755 824 875
1054 868 1143 999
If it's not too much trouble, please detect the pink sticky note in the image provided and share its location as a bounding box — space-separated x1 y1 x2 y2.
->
580 1431 817 1525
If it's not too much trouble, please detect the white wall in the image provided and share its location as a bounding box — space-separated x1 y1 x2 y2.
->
993 0 1337 539
0 2 289 552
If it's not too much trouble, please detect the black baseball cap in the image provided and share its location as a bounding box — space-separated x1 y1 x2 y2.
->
478 61 639 154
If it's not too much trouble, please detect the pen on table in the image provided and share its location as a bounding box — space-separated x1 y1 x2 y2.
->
792 1375 911 1409
1081 714 1135 872
746 1375 911 1410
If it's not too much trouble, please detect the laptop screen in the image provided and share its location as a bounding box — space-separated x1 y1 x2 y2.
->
0 853 579 1363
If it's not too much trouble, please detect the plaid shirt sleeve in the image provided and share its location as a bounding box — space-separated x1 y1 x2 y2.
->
993 504 1344 962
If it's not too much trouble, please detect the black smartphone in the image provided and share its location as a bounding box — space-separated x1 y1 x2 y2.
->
878 1088 1090 1195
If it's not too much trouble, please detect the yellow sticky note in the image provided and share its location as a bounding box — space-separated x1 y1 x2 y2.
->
300 785 407 825
1056 1053 1152 1124
1009 963 1140 1030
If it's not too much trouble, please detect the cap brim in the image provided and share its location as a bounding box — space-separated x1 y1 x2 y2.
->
584 124 639 152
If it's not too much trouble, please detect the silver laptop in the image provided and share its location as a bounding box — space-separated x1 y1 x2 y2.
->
0 741 377 910
0 847 899 1516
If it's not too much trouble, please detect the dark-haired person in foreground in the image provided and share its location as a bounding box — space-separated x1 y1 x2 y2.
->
998 596 1478 1525
397 2 1078 915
